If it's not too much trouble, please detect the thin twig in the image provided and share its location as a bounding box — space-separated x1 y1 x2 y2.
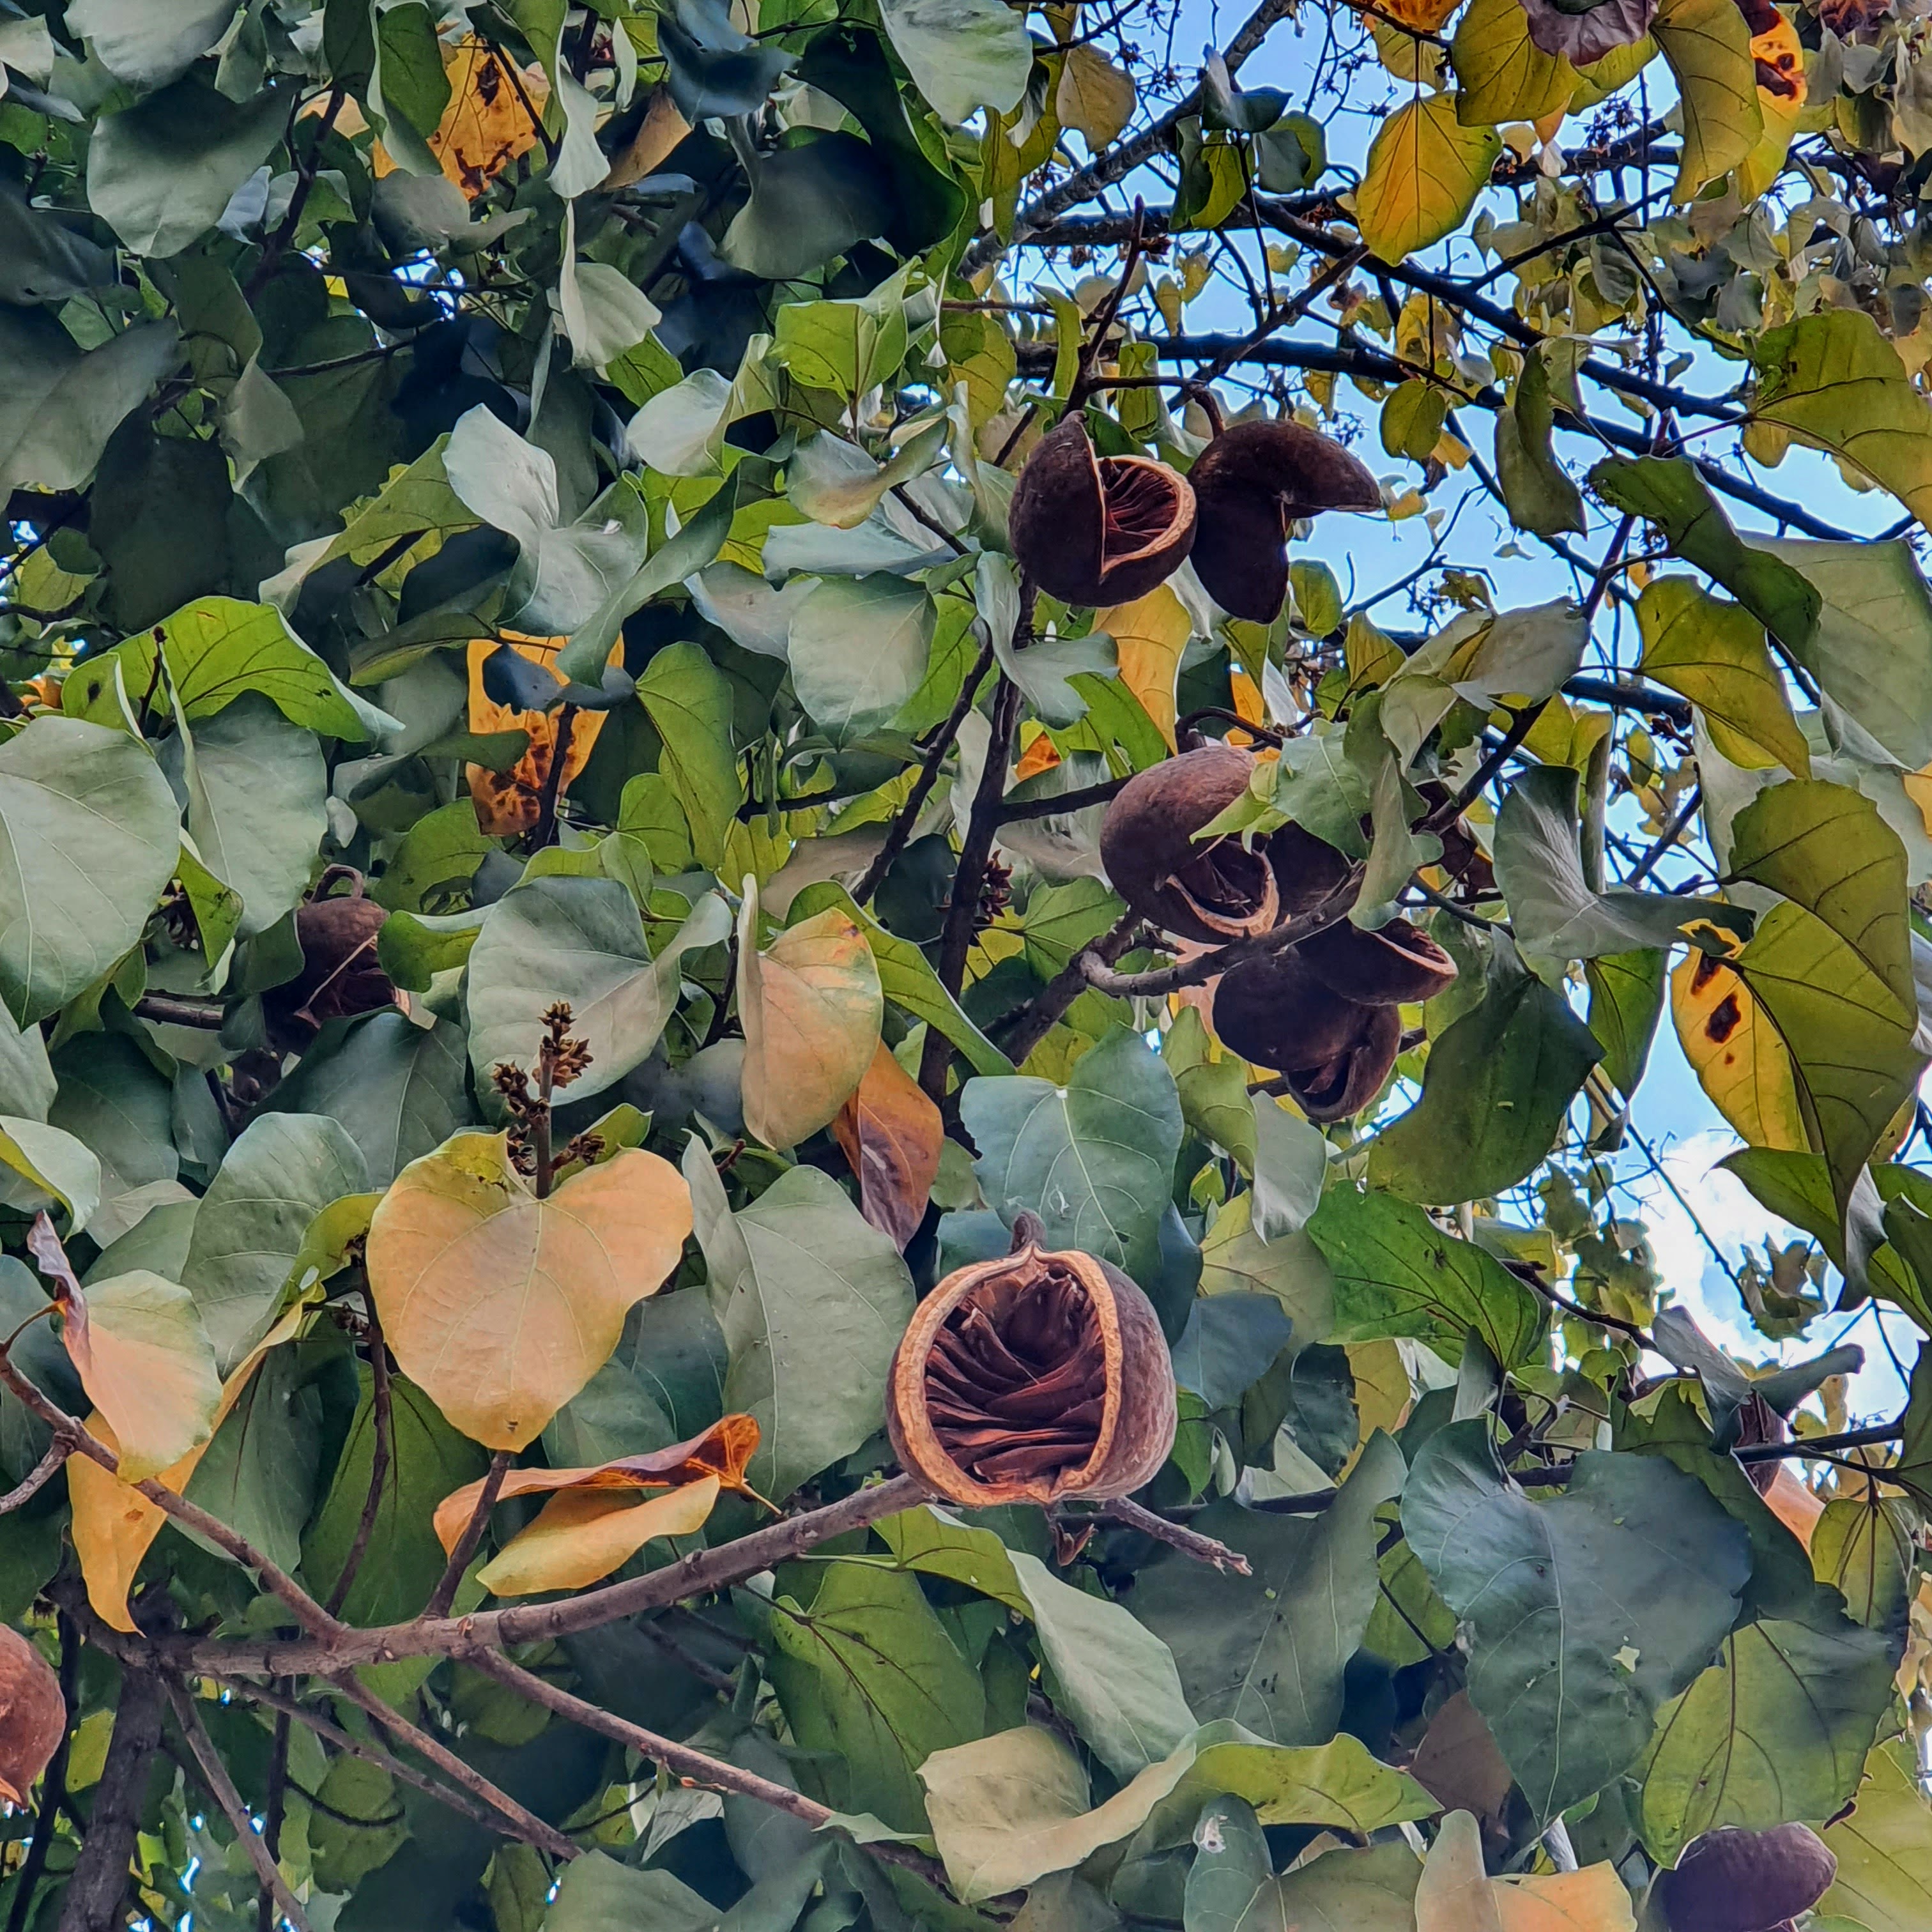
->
246 86 345 301
424 1448 512 1620
1101 1497 1253 1574
997 774 1130 824
530 705 579 852
0 1440 65 1515
1623 786 1702 888
999 911 1145 1065
323 1291 392 1618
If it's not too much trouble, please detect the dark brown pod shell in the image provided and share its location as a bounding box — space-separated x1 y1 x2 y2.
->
887 1225 1177 1508
1286 999 1402 1123
1009 416 1198 608
1187 420 1381 623
1300 916 1458 1007
1267 820 1354 917
268 868 397 1041
1211 946 1368 1075
0 1624 64 1805
1100 745 1278 944
1658 1823 1837 1932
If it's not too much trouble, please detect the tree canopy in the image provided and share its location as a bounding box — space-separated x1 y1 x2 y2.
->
0 0 1928 1928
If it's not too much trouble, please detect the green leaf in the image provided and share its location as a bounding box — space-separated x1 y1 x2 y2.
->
1492 763 1736 962
1169 1293 1294 1407
1354 94 1500 264
181 1111 368 1372
687 1150 915 1501
775 275 912 401
1732 900 1926 1227
267 1014 473 1190
1636 576 1810 776
1402 1420 1753 1820
1187 1818 1421 1932
0 313 180 498
1751 309 1932 532
1131 1433 1406 1745
47 1034 178 1241
1729 778 1914 1013
466 880 732 1107
1811 1494 1915 1629
1369 951 1602 1204
0 1000 54 1124
0 1116 102 1234
1586 949 1668 1097
634 641 742 869
541 1851 719 1932
1820 1738 1932 1932
1452 0 1575 124
719 132 898 282
769 1561 987 1832
1166 1008 1257 1170
66 0 240 86
877 0 1033 123
1307 1186 1546 1368
1494 344 1588 539
182 1339 322 1572
1653 0 1761 200
958 1028 1184 1284
788 575 936 744
86 79 291 257
0 717 180 1024
1637 1611 1898 1864
371 800 498 914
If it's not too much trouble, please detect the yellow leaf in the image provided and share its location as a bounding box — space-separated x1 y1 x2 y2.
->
1418 1811 1636 1932
1653 0 1762 201
737 879 884 1150
466 632 620 838
428 38 548 199
1355 94 1501 264
1750 309 1932 533
1903 762 1932 835
367 1133 693 1450
60 1273 222 1483
1635 576 1809 776
1372 0 1462 31
1452 0 1577 126
832 1039 944 1250
1094 583 1192 749
1669 950 1808 1151
1055 44 1136 148
1735 9 1805 201
479 1479 721 1595
600 86 689 191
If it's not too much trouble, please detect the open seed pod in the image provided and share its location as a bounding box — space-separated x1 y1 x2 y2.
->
1268 820 1355 916
1186 420 1381 622
1285 999 1402 1123
1657 1823 1837 1932
1100 744 1278 942
1009 416 1198 608
1300 916 1458 1007
266 866 397 1044
887 1213 1177 1508
1211 945 1369 1073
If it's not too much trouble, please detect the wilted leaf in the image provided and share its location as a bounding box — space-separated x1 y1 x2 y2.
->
832 1042 942 1250
1354 94 1501 263
367 1131 694 1450
1416 1809 1636 1931
466 632 618 837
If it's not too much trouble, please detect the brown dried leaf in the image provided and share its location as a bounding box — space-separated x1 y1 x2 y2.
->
832 1042 943 1250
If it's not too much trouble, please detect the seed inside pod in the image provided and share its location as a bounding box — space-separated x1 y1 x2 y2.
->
1285 999 1402 1123
1211 944 1370 1074
1186 419 1381 622
1300 915 1459 1006
1657 1823 1837 1932
1009 416 1198 609
887 1216 1177 1508
1100 744 1278 943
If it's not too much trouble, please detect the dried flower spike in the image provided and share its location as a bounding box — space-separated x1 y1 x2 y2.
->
887 1213 1176 1508
1009 416 1197 609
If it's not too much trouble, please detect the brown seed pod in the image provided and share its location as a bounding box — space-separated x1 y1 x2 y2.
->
1009 416 1198 608
1211 945 1370 1075
887 1215 1177 1508
1657 1823 1837 1932
1186 420 1381 622
1285 999 1402 1123
1300 916 1459 1007
266 866 398 1043
1267 820 1355 917
0 1623 64 1805
1100 745 1279 943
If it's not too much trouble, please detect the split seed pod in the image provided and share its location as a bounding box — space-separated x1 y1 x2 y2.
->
1300 916 1459 1007
1285 1000 1402 1123
1268 820 1355 916
1657 1823 1837 1932
0 1624 63 1805
1186 420 1381 622
1009 417 1197 608
266 866 397 1045
1211 946 1370 1074
887 1213 1177 1507
1100 744 1279 943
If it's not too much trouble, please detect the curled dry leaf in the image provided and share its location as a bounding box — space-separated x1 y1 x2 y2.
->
832 1041 944 1250
0 1625 63 1804
433 1415 760 1595
886 1218 1176 1506
367 1133 694 1451
737 878 884 1151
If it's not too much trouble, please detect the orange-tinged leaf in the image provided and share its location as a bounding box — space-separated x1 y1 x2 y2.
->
1418 1810 1636 1931
1094 582 1192 749
737 879 883 1150
367 1133 693 1450
832 1041 944 1250
1762 1462 1824 1549
429 1414 762 1552
0 1625 63 1804
477 1476 722 1595
429 38 548 198
466 632 620 837
1013 724 1062 782
1669 949 1807 1151
1365 0 1460 30
601 87 691 190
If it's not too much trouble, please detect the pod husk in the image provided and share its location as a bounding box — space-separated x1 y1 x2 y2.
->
1286 999 1402 1123
1300 916 1458 1006
1657 1823 1837 1932
887 1230 1177 1507
267 870 397 1043
1211 946 1369 1074
1009 417 1197 608
1268 820 1355 916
